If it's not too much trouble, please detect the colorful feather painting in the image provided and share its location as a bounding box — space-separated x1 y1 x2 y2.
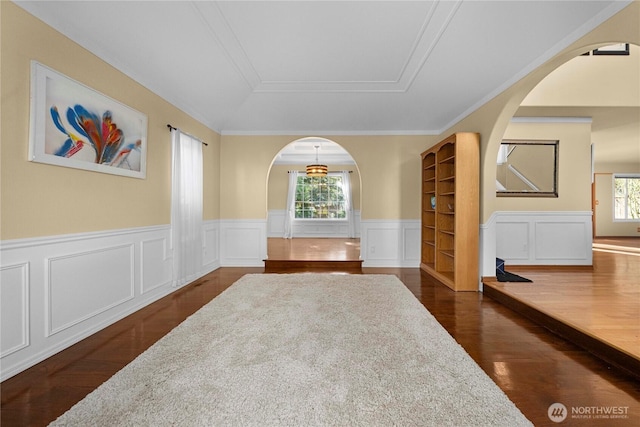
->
29 61 147 179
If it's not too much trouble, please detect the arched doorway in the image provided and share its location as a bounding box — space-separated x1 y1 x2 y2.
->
483 42 639 274
265 137 363 270
481 41 639 379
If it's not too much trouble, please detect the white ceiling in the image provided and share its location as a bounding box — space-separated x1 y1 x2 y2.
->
15 0 630 135
273 137 354 165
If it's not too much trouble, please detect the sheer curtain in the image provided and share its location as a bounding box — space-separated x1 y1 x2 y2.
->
283 171 299 239
170 128 203 287
340 171 355 238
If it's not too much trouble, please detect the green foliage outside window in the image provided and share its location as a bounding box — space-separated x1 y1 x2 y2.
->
295 175 346 219
614 176 640 220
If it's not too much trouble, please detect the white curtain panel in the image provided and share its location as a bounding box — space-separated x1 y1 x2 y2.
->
170 129 203 287
340 171 355 238
283 171 299 239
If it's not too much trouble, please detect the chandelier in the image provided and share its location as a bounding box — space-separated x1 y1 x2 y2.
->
306 145 328 177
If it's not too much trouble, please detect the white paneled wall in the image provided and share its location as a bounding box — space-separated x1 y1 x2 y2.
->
0 221 220 381
360 220 421 267
1 263 29 358
47 244 135 336
493 211 593 266
219 220 267 266
267 210 361 238
202 222 220 270
223 216 423 268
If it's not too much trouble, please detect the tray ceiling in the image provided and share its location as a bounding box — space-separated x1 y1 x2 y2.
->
15 1 631 135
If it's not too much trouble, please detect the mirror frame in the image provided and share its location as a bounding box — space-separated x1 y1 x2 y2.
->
496 139 559 198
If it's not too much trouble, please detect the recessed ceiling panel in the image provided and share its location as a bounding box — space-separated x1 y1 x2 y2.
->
217 1 435 84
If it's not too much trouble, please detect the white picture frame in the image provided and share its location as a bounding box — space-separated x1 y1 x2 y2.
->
29 61 148 179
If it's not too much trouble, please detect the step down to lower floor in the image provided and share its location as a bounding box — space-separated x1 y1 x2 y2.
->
482 282 640 381
264 259 363 274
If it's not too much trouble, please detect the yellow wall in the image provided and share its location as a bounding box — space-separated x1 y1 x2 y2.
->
434 2 640 223
497 121 593 212
522 44 640 107
1 2 220 240
267 165 361 211
221 135 428 220
3 1 638 239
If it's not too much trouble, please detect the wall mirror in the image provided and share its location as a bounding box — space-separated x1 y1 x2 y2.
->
496 139 558 197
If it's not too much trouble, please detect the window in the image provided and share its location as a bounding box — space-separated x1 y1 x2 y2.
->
614 174 640 220
295 174 346 219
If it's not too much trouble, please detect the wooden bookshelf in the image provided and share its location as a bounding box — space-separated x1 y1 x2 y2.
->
420 133 479 291
421 151 437 270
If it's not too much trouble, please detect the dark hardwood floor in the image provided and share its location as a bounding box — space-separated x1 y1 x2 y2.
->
2 242 639 426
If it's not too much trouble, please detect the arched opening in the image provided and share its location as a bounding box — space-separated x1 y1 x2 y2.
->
265 137 363 268
480 41 639 376
488 42 639 269
512 43 640 239
478 41 639 277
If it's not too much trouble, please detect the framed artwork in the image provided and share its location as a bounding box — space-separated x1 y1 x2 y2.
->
29 61 147 179
593 43 630 56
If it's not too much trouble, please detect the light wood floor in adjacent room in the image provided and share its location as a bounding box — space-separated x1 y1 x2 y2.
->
267 237 361 260
483 237 640 377
2 238 639 426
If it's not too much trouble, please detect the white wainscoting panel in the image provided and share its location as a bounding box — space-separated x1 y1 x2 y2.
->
360 220 420 267
403 225 421 263
495 222 530 260
0 223 219 381
47 244 135 336
534 221 590 261
203 220 220 271
494 211 592 266
220 220 267 267
141 237 171 294
268 210 286 237
267 210 361 238
0 263 30 357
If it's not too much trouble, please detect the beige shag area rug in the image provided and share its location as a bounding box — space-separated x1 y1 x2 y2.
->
50 274 531 426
